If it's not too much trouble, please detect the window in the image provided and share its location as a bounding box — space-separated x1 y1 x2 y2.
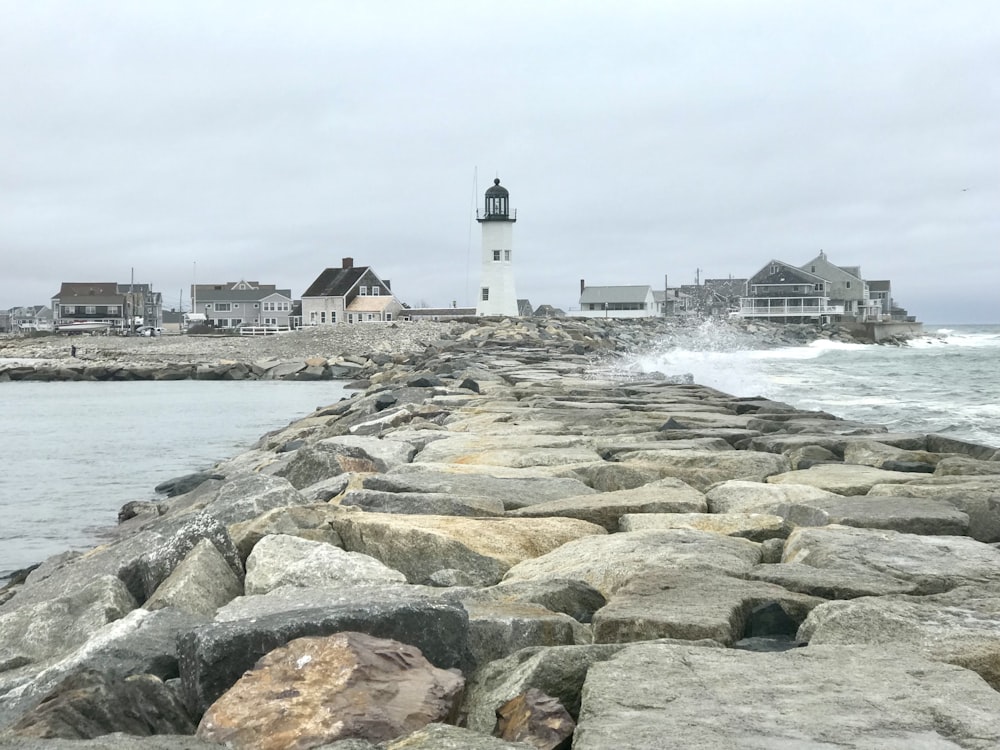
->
371 287 380 296
107 305 121 315
366 313 375 321
216 318 229 328
234 304 240 309
310 311 317 323
254 303 260 309
359 286 368 296
320 311 326 323
814 283 822 291
845 281 852 289
215 303 231 312
264 317 277 325
493 250 501 262
385 313 392 321
330 312 337 323
347 313 353 323
85 306 96 314
481 287 489 301
63 305 75 315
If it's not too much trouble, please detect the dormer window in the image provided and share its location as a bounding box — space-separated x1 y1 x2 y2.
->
359 286 368 296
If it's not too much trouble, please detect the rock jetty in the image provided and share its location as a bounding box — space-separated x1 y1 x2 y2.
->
2 316 995 749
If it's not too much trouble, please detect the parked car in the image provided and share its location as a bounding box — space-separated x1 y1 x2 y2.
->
136 326 163 336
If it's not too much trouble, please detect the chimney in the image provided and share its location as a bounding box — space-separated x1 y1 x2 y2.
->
342 257 354 269
580 279 585 295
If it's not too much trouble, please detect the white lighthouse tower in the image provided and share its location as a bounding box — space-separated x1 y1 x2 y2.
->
476 177 519 317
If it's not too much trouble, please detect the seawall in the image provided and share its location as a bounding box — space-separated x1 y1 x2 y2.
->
2 316 998 748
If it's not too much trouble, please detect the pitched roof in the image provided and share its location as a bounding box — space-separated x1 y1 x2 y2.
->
55 282 123 304
580 285 653 304
192 284 290 302
302 267 369 298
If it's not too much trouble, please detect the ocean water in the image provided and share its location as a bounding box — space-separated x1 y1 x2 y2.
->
0 380 349 579
625 321 1000 448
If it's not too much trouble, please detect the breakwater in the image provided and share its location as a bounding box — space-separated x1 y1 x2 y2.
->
2 317 997 748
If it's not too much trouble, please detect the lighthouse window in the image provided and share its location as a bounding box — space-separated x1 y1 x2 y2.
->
481 287 489 301
493 250 501 262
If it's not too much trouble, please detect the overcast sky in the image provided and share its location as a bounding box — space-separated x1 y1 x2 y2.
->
2 1 997 323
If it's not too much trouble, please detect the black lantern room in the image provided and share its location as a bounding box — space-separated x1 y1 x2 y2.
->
482 178 511 220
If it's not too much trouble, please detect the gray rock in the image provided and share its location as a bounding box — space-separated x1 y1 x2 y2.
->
767 463 920 495
202 473 309 526
508 478 706 531
0 735 220 749
339 489 505 517
466 579 607 624
154 472 224 498
8 670 195 739
177 595 470 716
800 594 1000 690
227 504 345 560
934 456 1000 477
0 575 135 672
783 525 1000 594
868 481 1000 542
462 641 722 735
705 480 843 514
573 643 1000 749
747 562 919 598
502 529 762 597
244 534 406 594
382 723 535 749
1 512 241 614
330 511 605 587
367 467 597 510
619 512 789 542
464 601 589 669
773 494 970 535
0 607 205 732
592 570 821 646
607 451 792 492
143 539 243 617
277 435 419 488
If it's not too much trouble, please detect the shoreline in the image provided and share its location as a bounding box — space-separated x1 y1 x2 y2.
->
3 316 995 747
0 316 912 383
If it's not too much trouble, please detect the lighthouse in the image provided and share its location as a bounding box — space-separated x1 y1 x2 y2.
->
476 178 519 317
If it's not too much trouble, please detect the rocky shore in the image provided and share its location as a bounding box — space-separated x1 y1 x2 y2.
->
0 316 896 382
2 317 993 749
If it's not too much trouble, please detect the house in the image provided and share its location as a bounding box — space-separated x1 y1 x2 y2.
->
570 280 657 319
191 280 293 330
8 305 53 332
738 261 841 323
799 251 880 320
51 282 161 332
654 288 695 316
678 279 748 316
301 257 403 325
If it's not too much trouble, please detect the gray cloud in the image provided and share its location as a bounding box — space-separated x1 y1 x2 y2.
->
2 1 997 322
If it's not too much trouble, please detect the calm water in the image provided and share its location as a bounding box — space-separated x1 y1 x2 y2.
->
628 322 1000 448
0 380 349 578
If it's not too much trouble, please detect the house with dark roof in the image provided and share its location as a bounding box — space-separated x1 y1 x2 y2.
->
51 282 162 332
8 305 53 332
301 258 403 325
738 260 842 323
191 280 293 330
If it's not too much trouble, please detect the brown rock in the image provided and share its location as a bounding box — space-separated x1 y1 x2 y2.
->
196 631 465 749
495 688 575 750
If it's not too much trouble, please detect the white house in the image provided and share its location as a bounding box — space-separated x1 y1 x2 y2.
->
570 281 657 319
301 257 403 325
